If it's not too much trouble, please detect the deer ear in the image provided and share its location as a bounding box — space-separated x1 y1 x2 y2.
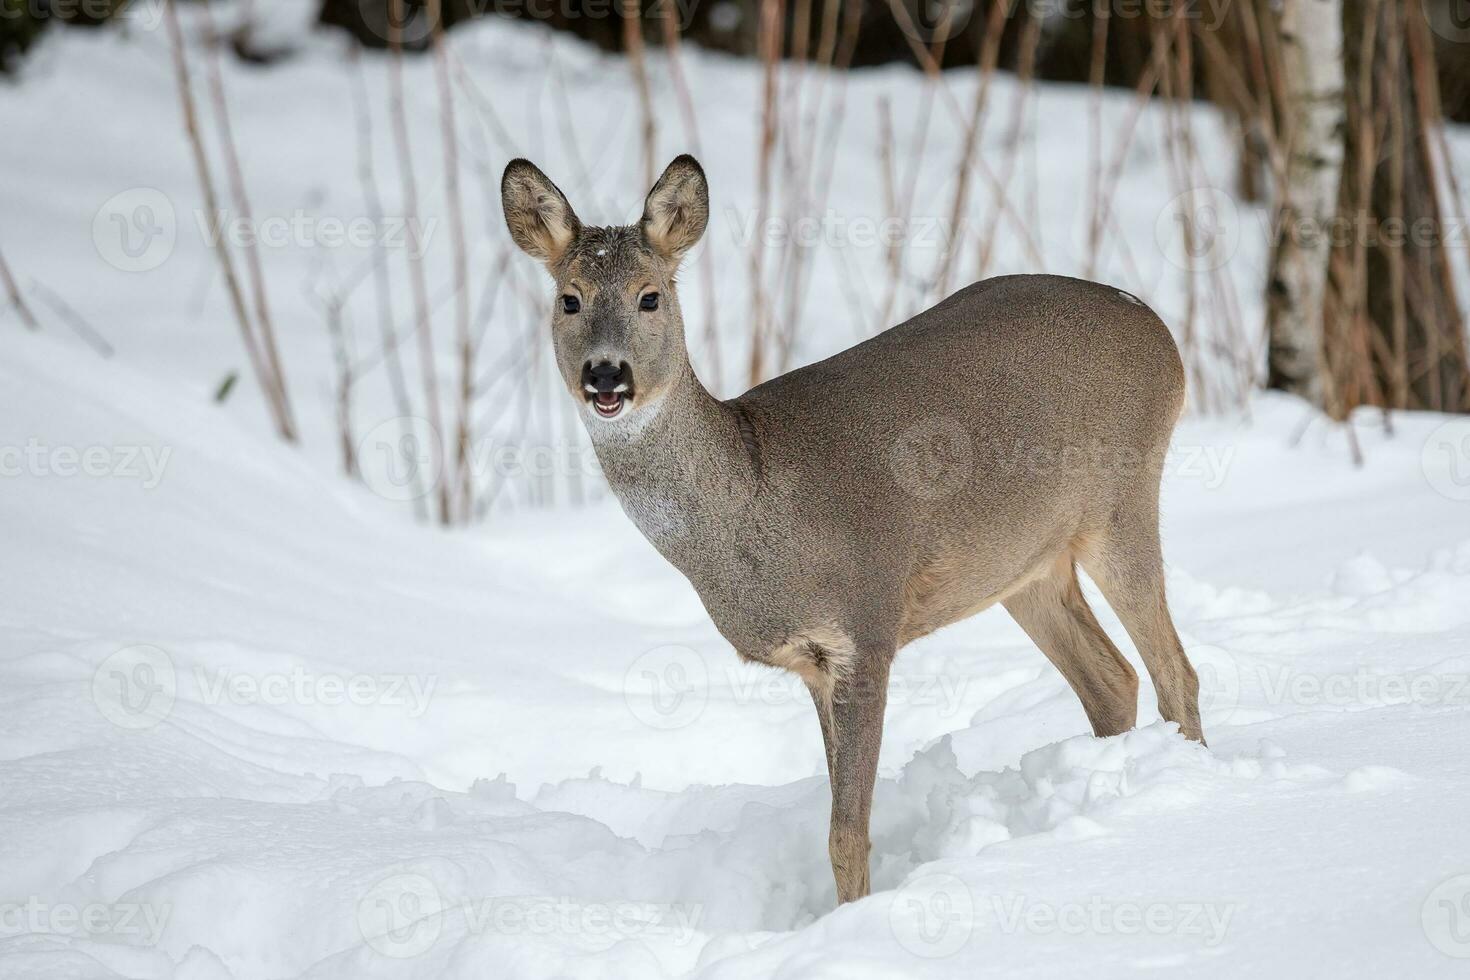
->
640 155 709 262
501 159 581 264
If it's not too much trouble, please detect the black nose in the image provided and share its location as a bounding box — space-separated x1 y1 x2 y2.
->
582 360 631 394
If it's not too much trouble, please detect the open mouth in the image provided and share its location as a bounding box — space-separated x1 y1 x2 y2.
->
581 361 636 421
588 389 629 419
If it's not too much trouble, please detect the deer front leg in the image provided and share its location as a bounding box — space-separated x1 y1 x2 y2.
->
810 645 892 905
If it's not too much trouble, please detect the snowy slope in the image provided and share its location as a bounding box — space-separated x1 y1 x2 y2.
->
6 321 1470 977
3 7 1470 979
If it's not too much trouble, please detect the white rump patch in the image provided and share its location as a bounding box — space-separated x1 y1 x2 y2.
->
764 625 858 753
766 624 856 718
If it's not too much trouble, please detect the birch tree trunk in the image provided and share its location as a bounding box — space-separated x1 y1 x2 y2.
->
1265 0 1345 406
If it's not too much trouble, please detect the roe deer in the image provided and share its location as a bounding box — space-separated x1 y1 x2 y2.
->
502 154 1204 906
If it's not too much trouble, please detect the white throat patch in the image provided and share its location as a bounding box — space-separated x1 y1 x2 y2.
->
583 393 666 442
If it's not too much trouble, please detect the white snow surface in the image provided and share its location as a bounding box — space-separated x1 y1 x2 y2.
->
3 7 1470 978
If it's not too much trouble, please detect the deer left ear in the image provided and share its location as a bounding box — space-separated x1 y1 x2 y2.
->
502 158 581 265
640 155 709 263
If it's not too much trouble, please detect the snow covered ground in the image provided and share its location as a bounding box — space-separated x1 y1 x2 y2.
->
3 7 1470 978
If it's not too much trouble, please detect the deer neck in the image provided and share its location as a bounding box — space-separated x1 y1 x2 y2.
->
585 362 758 547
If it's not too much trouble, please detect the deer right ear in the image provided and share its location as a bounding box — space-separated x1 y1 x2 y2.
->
641 154 709 262
501 159 581 264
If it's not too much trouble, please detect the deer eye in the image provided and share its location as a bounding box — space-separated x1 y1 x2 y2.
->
561 295 581 314
640 292 660 311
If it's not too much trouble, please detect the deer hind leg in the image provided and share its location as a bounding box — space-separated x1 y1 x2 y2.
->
809 643 891 904
1075 495 1205 744
1003 554 1139 738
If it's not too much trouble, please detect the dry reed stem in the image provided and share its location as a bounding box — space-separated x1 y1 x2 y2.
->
198 0 297 440
659 1 721 390
163 0 295 442
389 0 450 524
447 48 515 155
769 0 866 371
1091 28 1169 289
873 0 1039 275
349 46 427 518
0 247 38 330
1084 0 1110 279
429 1 475 522
623 0 657 189
747 0 782 386
874 96 901 336
1333 0 1384 416
1166 10 1205 411
28 277 114 357
934 0 1008 296
1383 5 1409 407
1404 0 1469 408
306 266 358 477
976 12 1040 279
